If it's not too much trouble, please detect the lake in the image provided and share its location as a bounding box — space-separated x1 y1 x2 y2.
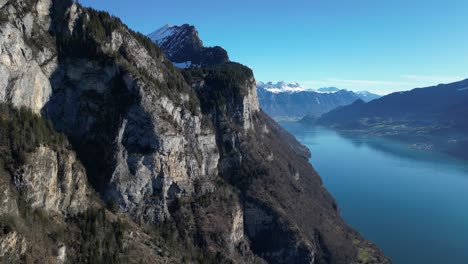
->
279 122 468 264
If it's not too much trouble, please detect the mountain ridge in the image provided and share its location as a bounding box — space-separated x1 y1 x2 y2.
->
316 78 468 159
0 1 390 263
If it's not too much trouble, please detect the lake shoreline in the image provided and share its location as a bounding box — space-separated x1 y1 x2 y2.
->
280 121 468 264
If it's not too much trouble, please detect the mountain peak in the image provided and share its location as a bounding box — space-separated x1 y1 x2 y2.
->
148 24 228 67
148 24 202 51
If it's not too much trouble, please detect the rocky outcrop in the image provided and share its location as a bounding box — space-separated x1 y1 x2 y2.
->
0 231 27 259
149 24 229 67
242 77 260 130
0 0 57 113
13 146 91 215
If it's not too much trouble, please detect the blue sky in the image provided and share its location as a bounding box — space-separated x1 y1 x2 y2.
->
80 0 468 94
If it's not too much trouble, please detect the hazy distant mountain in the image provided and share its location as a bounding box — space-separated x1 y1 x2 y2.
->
148 24 229 67
257 81 380 120
317 87 340 93
316 79 468 159
355 90 382 101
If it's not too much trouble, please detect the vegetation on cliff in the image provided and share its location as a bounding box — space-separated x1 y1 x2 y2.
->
0 103 66 168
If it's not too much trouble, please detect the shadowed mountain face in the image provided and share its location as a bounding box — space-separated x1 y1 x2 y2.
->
148 24 229 67
0 0 390 263
258 88 359 120
316 79 468 159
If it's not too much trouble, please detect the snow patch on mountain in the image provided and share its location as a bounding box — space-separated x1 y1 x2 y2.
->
357 90 374 96
316 87 340 93
257 81 307 93
258 81 381 102
148 24 175 45
148 24 201 58
173 61 193 69
355 90 382 101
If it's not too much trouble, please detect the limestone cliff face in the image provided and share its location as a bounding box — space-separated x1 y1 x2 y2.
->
0 231 27 260
46 17 220 225
13 146 91 215
0 145 92 263
1 0 252 261
242 77 260 130
0 0 56 113
0 0 219 224
0 0 391 263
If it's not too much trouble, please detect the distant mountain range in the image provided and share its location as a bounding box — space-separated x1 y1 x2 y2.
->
257 81 380 120
148 24 229 67
314 79 468 159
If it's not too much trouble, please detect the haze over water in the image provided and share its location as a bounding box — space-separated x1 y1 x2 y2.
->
280 122 468 264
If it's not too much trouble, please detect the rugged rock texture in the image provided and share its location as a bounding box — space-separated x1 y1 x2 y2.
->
0 0 56 113
0 0 391 263
0 103 181 263
13 146 91 215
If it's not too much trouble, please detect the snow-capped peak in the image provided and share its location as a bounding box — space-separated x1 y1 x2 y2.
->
257 81 306 93
356 90 371 95
148 24 176 45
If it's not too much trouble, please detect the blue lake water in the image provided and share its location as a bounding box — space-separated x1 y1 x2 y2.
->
279 122 468 264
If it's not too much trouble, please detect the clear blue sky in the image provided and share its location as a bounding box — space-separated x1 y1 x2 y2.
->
80 0 468 94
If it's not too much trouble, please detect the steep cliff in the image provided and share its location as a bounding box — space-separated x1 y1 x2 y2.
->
183 65 390 263
0 0 390 263
0 103 181 263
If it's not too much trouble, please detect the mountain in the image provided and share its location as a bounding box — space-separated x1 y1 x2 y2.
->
257 82 380 120
0 1 390 263
316 79 468 159
148 24 229 67
355 90 382 102
317 87 340 93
